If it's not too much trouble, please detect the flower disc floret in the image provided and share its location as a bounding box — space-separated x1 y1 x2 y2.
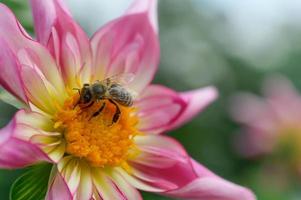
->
54 95 141 167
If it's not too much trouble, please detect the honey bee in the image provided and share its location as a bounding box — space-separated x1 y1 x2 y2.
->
74 73 136 124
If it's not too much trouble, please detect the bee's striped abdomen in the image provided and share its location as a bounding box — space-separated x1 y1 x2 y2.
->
109 84 133 107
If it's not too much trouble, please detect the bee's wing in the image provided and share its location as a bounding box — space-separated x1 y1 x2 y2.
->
127 88 138 99
101 73 139 98
101 73 135 85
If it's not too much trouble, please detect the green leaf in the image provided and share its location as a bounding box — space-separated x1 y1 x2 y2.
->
141 192 176 200
0 89 27 109
10 163 52 200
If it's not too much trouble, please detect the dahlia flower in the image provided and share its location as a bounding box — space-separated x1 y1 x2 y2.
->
0 0 255 199
231 76 301 172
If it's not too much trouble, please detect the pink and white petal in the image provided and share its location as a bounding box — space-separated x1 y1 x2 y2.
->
46 166 73 200
92 167 142 200
76 161 93 200
136 85 187 134
90 0 159 92
57 157 80 195
20 65 60 115
114 167 164 193
30 0 92 88
17 47 67 105
0 4 66 98
167 86 218 131
92 169 125 200
12 110 65 163
0 39 27 103
108 169 143 200
31 134 65 163
128 135 256 200
13 109 53 131
130 167 179 190
0 110 54 169
132 135 188 168
17 47 66 103
57 156 93 200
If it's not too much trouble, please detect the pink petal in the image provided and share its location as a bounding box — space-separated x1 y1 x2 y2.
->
164 159 256 200
168 86 218 131
136 85 218 134
135 85 186 134
126 0 158 33
30 0 92 88
262 76 301 124
133 135 188 169
0 4 66 100
230 76 301 157
262 75 301 104
90 0 159 93
0 38 27 103
46 166 73 200
230 93 276 130
126 135 256 200
130 135 197 190
0 110 52 169
165 176 256 200
0 4 31 42
29 0 56 45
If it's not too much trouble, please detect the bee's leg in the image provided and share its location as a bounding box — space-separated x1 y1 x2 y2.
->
89 102 106 120
73 99 80 109
73 90 81 109
109 99 121 125
82 101 95 109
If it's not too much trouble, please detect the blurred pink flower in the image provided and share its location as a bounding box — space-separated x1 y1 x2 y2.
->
0 0 255 199
231 76 301 172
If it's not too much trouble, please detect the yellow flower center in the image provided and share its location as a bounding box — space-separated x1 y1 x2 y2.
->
54 95 141 168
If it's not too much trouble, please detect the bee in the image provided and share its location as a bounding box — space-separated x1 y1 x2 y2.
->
74 73 136 124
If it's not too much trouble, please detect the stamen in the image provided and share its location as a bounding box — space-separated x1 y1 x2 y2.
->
54 94 141 167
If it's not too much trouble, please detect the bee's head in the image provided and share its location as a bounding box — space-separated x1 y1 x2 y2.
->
80 84 93 104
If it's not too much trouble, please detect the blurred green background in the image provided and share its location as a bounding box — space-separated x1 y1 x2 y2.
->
1 0 301 199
